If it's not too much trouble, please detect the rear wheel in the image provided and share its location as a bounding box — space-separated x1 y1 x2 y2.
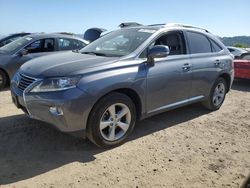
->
87 92 136 148
203 77 227 110
0 70 7 90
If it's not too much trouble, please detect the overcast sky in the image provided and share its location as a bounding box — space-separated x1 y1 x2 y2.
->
0 0 249 37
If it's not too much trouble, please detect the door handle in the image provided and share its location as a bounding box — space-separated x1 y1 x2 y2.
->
214 60 221 66
182 63 192 70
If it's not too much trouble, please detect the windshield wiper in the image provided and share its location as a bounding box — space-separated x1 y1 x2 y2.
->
81 51 108 57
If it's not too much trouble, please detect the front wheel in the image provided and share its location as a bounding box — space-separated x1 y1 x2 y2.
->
203 77 227 111
87 92 136 148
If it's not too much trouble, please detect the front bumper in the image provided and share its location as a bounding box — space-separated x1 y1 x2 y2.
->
11 84 95 135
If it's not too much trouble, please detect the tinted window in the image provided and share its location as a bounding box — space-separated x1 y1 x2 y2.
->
58 38 85 51
210 40 222 53
139 32 186 58
187 32 212 54
228 48 235 52
72 39 86 50
25 38 55 53
58 38 72 50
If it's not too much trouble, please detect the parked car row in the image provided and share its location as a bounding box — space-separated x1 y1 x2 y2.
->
0 33 88 89
226 47 250 80
0 33 31 47
8 23 234 148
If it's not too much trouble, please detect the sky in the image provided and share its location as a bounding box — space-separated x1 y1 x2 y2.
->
0 0 249 37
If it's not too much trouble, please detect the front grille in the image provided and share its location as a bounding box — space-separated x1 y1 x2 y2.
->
17 74 36 92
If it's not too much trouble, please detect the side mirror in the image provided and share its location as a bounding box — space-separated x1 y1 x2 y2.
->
147 45 170 65
19 49 28 56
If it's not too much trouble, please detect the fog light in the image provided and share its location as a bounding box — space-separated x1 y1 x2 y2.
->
49 106 64 116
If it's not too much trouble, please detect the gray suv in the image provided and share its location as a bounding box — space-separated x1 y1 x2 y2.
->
11 23 234 148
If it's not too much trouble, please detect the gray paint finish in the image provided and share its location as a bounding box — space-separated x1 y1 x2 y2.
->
11 25 234 135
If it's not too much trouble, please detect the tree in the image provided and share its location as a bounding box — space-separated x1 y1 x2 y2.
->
233 43 249 48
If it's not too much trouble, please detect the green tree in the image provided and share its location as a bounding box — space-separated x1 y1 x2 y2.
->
233 43 249 48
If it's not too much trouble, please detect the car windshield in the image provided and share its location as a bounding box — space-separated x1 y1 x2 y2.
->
0 37 32 53
80 28 156 57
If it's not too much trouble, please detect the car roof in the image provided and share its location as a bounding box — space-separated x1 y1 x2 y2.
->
24 33 88 44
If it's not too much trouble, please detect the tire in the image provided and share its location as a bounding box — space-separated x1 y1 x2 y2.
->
202 77 227 111
87 92 136 148
0 69 7 91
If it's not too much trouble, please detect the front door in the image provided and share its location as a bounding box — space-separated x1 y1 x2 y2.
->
146 31 192 114
10 38 56 77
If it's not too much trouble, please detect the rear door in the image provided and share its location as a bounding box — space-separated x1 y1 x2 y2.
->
185 31 224 98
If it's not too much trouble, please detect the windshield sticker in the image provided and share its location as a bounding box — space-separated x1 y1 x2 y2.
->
25 37 33 41
138 29 156 34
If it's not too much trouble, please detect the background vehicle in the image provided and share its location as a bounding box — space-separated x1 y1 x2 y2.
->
83 28 107 42
0 33 31 47
0 33 88 90
234 59 250 79
227 46 248 59
11 23 234 148
240 52 250 60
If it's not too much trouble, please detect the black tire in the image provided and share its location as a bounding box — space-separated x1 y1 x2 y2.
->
202 77 227 111
0 69 7 91
87 92 136 148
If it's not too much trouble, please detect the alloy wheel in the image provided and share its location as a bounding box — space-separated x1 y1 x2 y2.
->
213 83 225 107
99 103 131 141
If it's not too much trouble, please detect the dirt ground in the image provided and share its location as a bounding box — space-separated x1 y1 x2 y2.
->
0 80 249 188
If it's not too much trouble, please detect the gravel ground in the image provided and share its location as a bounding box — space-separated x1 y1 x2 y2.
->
0 80 249 188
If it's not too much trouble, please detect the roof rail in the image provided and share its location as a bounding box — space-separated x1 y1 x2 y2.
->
165 23 210 33
119 22 143 28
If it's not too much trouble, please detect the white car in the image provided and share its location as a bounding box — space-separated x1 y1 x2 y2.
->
227 46 248 59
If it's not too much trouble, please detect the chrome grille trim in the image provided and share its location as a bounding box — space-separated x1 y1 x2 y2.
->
17 74 36 92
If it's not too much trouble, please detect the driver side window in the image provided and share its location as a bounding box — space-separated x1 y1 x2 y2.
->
25 38 55 53
139 31 186 58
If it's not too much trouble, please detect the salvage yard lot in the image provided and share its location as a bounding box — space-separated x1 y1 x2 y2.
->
0 81 249 188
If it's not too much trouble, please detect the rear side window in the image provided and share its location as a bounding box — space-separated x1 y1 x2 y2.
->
58 38 85 51
58 38 72 50
72 39 86 50
186 32 212 54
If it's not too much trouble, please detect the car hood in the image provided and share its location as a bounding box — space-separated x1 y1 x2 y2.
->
20 51 121 78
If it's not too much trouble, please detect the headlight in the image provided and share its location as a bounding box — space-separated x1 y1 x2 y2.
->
31 76 81 92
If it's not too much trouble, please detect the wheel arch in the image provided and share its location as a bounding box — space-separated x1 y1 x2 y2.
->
86 87 143 133
0 67 10 86
219 73 231 92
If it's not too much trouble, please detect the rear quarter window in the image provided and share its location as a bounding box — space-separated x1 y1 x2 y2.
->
210 39 223 53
